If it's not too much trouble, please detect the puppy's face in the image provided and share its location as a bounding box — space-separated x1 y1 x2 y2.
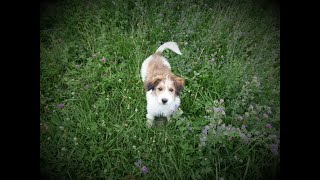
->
145 75 184 105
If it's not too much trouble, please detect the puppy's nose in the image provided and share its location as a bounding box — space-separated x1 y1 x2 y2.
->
162 98 168 104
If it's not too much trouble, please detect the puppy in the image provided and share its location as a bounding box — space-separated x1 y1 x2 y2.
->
140 42 184 127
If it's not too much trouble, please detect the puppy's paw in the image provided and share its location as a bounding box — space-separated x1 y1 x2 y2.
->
146 114 154 128
146 119 154 128
167 116 172 123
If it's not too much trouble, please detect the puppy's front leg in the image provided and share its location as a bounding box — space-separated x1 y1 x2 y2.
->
146 114 154 128
167 116 172 124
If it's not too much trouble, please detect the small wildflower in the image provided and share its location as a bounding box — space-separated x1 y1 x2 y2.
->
59 126 64 130
238 115 243 121
85 84 90 89
118 79 122 82
263 113 269 119
241 124 246 130
101 57 106 63
214 100 218 104
212 124 217 129
134 159 141 167
217 119 222 125
247 133 252 138
234 155 238 160
220 99 224 104
221 124 225 129
200 136 206 144
73 137 78 141
271 143 279 155
133 145 136 149
208 58 215 62
47 137 51 141
221 110 226 116
61 147 66 151
204 115 209 119
202 126 209 135
75 64 80 69
141 165 148 174
214 107 220 113
255 131 261 135
135 108 138 112
186 121 190 127
75 142 78 145
249 105 254 110
245 112 249 117
265 123 272 129
57 104 64 109
92 54 97 58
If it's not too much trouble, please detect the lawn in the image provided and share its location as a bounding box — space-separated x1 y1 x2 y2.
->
40 0 280 179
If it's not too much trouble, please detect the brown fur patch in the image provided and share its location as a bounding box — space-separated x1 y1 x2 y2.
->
144 53 184 96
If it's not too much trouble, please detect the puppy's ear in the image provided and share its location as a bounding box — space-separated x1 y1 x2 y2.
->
173 76 184 96
144 76 162 91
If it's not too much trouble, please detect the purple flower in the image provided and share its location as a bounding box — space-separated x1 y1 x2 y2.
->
57 104 64 109
239 133 246 139
92 54 97 58
241 124 246 130
240 133 248 144
75 64 80 69
101 57 106 63
141 165 148 174
247 133 252 138
202 125 209 135
221 124 225 129
134 159 141 167
214 108 220 113
265 123 272 129
238 116 243 121
271 143 279 155
220 99 224 104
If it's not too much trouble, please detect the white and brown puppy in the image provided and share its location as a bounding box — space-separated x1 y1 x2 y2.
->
140 42 184 127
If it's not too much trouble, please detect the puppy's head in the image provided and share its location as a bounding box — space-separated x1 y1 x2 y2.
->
145 75 184 105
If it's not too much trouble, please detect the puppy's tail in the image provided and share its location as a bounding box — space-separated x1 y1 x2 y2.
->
156 42 182 55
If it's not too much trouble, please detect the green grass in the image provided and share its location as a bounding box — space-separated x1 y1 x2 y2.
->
40 0 280 179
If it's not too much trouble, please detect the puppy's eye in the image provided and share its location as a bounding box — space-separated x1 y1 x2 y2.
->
169 88 174 92
158 87 162 91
